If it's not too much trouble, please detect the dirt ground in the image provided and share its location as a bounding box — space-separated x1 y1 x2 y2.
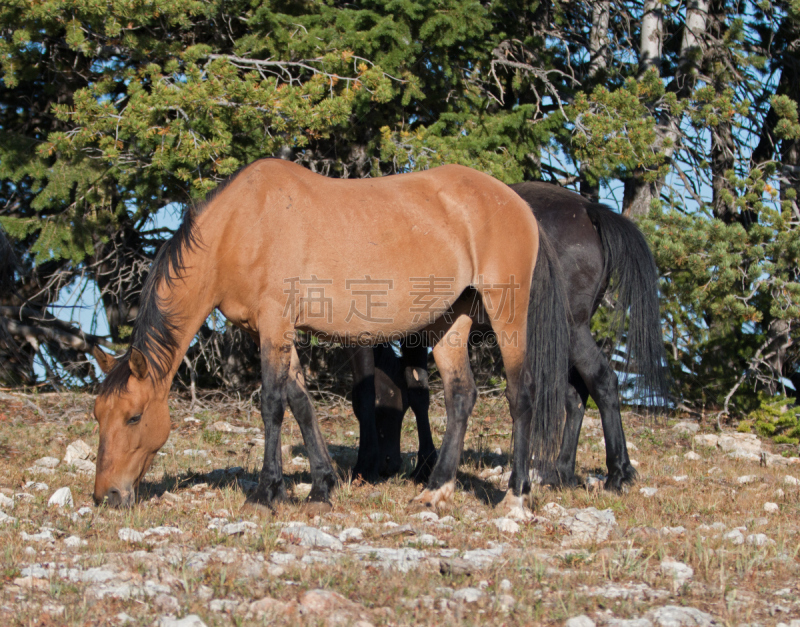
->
0 390 798 627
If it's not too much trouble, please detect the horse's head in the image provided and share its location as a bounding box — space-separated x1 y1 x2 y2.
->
92 347 171 507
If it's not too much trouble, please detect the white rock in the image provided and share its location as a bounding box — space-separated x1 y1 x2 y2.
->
684 451 701 461
452 587 485 603
144 526 182 537
775 488 785 498
541 502 567 518
338 528 363 543
566 616 596 627
63 440 93 464
221 521 257 536
369 512 387 522
764 502 779 513
672 421 699 434
745 533 774 547
118 528 145 543
0 494 13 510
660 526 686 536
48 487 73 508
412 511 439 522
281 524 343 550
672 475 688 482
499 578 512 592
737 475 757 484
34 457 60 469
21 529 54 542
492 518 520 533
157 616 208 627
724 529 744 545
0 510 17 524
415 533 440 546
606 619 653 627
630 459 640 468
640 487 658 497
182 449 208 457
646 605 715 627
25 481 49 492
64 535 87 548
71 459 95 475
560 507 617 546
783 475 799 486
718 433 761 453
660 559 694 584
726 450 761 463
693 434 719 447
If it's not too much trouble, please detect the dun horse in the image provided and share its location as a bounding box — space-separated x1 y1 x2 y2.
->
351 182 669 491
92 159 569 511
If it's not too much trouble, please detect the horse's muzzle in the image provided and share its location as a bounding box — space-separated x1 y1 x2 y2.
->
94 486 134 508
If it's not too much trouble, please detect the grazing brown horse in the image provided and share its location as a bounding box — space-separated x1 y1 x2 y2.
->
92 159 569 512
353 182 669 491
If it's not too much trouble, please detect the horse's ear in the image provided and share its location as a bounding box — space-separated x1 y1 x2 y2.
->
92 346 117 374
129 347 149 380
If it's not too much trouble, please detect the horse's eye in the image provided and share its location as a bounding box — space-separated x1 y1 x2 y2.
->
127 414 142 426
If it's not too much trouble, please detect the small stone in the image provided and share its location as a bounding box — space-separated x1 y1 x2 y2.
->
560 507 617 546
118 528 145 543
496 593 516 611
24 481 49 492
783 475 799 486
20 529 54 543
210 421 235 432
672 475 688 482
499 578 512 592
64 535 87 548
452 587 485 603
63 440 93 464
414 533 440 546
281 524 343 550
775 488 785 498
0 494 13 509
724 529 745 545
48 487 73 508
630 459 640 468
660 559 694 585
684 451 701 461
71 459 95 475
412 511 439 522
672 421 699 434
369 512 387 522
157 615 208 627
586 476 604 491
640 487 658 497
764 502 779 514
492 518 520 533
144 526 182 538
737 475 757 485
154 594 181 613
221 521 257 536
646 605 715 627
34 457 60 469
542 502 567 518
338 528 363 543
565 616 596 627
745 533 774 547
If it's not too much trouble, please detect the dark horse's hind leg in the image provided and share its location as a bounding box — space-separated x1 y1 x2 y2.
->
543 371 589 488
570 326 635 492
404 343 437 483
349 347 381 482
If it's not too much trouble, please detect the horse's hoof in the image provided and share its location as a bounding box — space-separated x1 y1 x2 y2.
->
351 463 381 485
301 500 333 516
498 491 534 520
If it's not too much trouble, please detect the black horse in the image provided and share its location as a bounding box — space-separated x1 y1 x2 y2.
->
350 182 669 491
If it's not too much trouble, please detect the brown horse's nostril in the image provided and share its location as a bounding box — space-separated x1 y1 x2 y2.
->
96 487 132 508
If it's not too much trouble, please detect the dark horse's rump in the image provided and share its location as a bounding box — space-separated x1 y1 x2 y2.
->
360 181 669 491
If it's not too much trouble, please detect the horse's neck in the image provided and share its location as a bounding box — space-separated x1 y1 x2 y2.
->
154 244 218 397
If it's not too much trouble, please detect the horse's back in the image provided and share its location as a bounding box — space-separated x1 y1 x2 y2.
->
509 182 604 324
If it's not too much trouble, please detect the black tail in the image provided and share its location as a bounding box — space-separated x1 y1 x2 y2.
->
0 225 16 291
585 203 670 409
526 225 570 468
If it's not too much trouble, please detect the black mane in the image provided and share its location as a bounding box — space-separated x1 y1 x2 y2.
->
99 171 244 394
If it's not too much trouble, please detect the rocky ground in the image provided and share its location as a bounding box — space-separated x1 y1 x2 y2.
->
0 391 798 626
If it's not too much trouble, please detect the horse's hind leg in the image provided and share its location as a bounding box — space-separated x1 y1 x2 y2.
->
413 315 476 510
547 372 589 488
349 346 381 482
570 325 635 491
286 346 337 505
404 342 437 483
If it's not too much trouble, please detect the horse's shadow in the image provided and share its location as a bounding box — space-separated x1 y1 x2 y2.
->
139 444 512 508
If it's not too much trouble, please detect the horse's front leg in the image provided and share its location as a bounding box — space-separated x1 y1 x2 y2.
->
246 338 292 512
349 346 381 482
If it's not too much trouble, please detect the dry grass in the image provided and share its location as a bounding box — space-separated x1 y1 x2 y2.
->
0 391 798 626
